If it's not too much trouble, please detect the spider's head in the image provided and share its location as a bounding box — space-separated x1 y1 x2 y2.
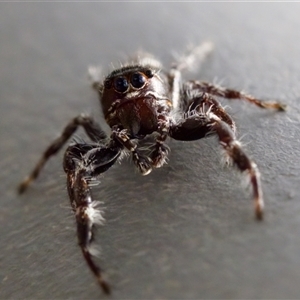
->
101 65 169 135
101 66 167 114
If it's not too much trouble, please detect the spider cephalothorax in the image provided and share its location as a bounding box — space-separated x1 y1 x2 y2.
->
102 65 171 138
19 42 286 294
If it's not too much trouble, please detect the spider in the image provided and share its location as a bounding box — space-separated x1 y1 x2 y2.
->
18 42 286 294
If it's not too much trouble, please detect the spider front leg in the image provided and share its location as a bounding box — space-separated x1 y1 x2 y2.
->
170 105 264 220
63 142 122 294
185 92 237 134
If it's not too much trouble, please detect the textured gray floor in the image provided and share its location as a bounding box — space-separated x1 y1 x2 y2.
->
1 3 300 299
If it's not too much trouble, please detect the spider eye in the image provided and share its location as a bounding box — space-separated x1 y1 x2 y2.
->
104 79 112 89
130 72 146 89
145 69 154 78
114 77 129 93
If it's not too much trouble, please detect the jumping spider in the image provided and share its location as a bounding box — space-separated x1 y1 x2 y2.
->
18 42 286 294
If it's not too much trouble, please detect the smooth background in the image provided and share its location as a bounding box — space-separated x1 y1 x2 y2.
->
1 3 300 299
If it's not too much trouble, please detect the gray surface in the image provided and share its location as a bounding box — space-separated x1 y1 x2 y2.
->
1 3 300 299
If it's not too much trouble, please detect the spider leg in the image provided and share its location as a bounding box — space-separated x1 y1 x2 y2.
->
88 66 103 91
149 117 170 169
63 142 122 294
184 81 286 111
184 92 236 134
171 41 214 73
168 41 214 112
111 127 153 175
169 105 264 220
18 114 108 193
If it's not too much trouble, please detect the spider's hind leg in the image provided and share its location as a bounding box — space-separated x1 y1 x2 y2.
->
63 142 122 294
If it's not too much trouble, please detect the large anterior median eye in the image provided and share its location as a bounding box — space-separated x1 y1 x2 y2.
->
114 77 129 93
130 72 146 89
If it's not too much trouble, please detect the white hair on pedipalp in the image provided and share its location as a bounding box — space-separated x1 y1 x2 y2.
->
125 91 141 99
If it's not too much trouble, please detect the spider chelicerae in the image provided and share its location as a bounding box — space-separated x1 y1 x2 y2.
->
18 42 286 294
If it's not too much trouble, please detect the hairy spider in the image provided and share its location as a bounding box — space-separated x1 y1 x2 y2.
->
18 42 286 294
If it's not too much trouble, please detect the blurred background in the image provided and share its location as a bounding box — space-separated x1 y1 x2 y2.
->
1 3 300 299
